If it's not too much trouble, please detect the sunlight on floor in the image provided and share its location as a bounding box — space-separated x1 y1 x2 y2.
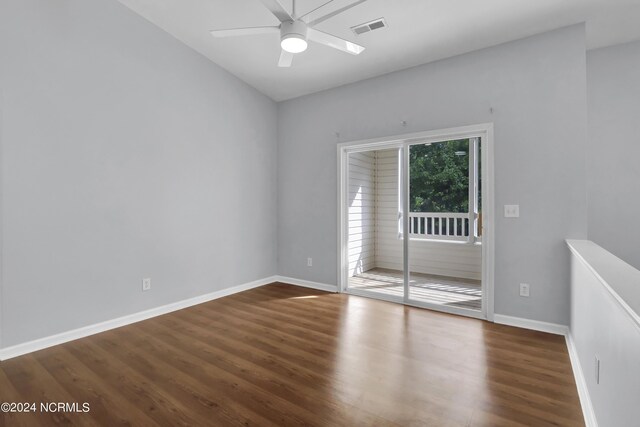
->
349 268 482 310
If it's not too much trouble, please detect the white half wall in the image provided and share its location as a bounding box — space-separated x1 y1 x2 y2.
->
0 0 278 348
587 40 640 271
278 25 588 325
0 60 4 350
568 240 640 427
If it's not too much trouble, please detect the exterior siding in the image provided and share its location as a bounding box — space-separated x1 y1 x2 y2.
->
347 151 376 275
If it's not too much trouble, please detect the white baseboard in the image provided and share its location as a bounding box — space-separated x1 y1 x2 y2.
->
565 332 599 427
274 275 338 293
493 314 569 335
0 276 278 361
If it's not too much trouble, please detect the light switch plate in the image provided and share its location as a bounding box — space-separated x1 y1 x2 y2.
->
504 204 520 218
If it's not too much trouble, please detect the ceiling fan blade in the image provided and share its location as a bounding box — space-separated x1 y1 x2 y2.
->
307 0 368 26
258 0 293 23
210 26 279 38
298 0 335 21
278 50 294 67
307 28 365 55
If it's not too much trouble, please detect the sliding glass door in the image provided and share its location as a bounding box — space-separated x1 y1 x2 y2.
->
340 126 491 320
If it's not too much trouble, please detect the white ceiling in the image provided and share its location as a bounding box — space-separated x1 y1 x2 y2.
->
117 0 640 101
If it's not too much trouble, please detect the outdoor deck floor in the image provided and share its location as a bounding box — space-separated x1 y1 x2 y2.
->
349 268 482 310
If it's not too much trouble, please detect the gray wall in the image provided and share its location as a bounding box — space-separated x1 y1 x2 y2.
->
0 0 277 347
587 40 640 270
278 25 588 325
0 3 601 348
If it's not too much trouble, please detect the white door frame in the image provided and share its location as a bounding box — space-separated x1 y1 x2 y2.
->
336 123 495 321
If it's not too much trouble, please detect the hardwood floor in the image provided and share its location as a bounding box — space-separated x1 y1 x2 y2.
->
0 283 584 426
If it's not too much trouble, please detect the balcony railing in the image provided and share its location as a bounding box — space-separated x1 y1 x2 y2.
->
408 212 480 242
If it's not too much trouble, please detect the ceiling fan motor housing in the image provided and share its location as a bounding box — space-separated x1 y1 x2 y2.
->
281 20 308 43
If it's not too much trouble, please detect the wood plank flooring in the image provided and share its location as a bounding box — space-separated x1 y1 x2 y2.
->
0 283 584 426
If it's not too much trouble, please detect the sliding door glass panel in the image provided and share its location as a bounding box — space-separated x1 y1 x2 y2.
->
407 139 482 311
346 148 405 300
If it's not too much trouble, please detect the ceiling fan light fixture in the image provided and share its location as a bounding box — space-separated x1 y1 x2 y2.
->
210 0 368 67
281 35 308 53
280 20 308 53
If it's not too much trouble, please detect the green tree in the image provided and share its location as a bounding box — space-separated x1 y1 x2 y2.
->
409 139 469 213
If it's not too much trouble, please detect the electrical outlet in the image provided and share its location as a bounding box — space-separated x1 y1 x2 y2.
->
595 356 600 384
142 278 151 292
307 257 313 267
519 283 530 297
504 204 520 218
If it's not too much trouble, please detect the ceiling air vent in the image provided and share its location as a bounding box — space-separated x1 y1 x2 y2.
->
351 18 387 36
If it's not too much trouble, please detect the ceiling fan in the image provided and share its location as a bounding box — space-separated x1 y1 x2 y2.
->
210 0 368 67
